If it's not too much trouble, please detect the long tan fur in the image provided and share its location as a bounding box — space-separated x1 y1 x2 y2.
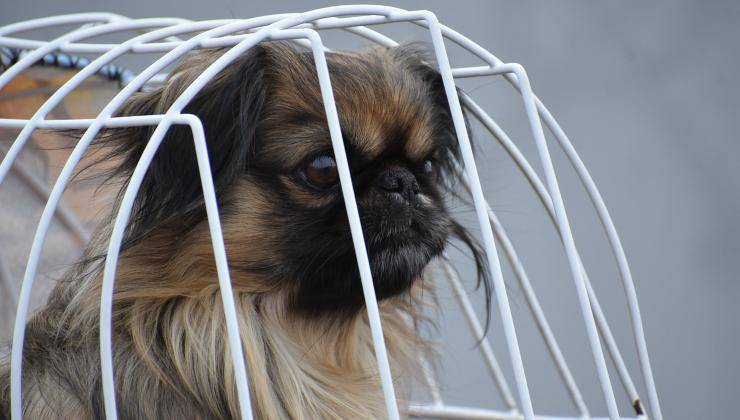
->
0 41 488 420
2 219 431 419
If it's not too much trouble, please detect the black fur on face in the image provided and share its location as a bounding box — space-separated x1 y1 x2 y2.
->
89 42 491 320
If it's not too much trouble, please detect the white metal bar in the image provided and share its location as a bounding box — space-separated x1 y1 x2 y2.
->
97 114 254 420
2 19 230 420
410 404 646 420
439 256 519 412
0 116 180 129
586 279 642 412
0 14 395 54
429 27 662 418
485 209 590 417
461 93 644 412
0 8 661 419
281 26 401 420
478 62 620 419
0 18 192 184
330 26 591 417
532 102 660 420
399 19 661 418
408 10 535 420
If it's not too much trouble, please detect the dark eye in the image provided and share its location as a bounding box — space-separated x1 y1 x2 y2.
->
303 154 339 189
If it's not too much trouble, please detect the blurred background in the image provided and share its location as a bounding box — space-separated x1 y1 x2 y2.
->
1 1 737 419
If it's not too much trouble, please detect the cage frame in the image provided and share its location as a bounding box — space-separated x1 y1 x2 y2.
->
0 5 661 420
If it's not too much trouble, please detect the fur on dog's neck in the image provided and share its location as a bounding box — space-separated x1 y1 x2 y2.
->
36 220 431 419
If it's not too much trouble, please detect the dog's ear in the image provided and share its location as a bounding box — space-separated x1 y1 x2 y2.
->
97 45 272 246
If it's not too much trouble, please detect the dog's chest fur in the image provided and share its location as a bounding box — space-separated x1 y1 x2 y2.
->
1 275 424 419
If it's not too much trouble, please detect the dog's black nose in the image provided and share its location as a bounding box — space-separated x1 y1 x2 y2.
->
377 167 420 202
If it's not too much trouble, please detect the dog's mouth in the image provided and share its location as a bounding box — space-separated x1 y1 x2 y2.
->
290 209 448 314
368 219 446 285
366 220 443 259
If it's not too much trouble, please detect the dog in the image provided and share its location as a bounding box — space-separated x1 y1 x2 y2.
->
0 41 490 419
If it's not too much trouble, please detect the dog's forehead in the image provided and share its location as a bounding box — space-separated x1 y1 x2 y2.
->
333 65 437 161
261 49 440 168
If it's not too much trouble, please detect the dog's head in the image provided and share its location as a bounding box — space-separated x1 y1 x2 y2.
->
99 42 489 315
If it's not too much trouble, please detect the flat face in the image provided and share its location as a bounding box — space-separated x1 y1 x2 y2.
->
226 44 460 312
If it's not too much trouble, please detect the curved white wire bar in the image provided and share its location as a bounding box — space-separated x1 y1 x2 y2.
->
439 36 661 418
328 15 629 419
339 27 594 417
357 17 660 417
459 96 645 412
277 15 659 418
2 16 659 417
1 11 620 420
485 61 620 418
95 114 254 420
0 6 661 420
0 18 259 420
408 405 642 420
420 354 445 407
2 19 664 418
439 256 519 413
0 15 288 420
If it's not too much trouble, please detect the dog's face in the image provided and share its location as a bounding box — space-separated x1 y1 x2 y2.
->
249 45 457 312
109 43 485 315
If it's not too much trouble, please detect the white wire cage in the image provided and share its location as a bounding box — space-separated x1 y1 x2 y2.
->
0 6 662 420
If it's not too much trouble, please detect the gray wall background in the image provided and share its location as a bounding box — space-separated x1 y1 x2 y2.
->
1 1 737 419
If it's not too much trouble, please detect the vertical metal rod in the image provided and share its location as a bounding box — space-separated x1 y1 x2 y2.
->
439 257 519 412
339 25 590 417
2 19 218 420
461 93 643 413
488 62 619 419
0 8 661 419
295 29 401 419
98 115 255 420
411 10 536 420
281 17 660 416
406 20 662 418
485 208 591 417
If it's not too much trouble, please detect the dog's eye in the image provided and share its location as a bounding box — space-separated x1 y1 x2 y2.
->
304 154 339 188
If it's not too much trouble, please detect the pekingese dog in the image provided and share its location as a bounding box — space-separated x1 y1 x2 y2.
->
0 42 489 419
